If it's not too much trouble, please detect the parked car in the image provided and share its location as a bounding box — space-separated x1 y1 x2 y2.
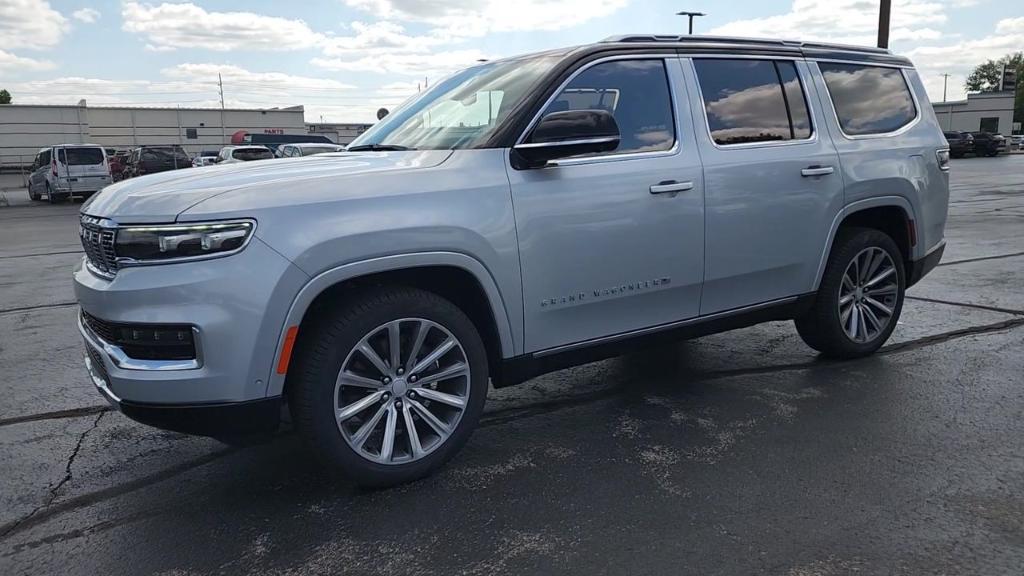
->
216 145 275 164
123 145 192 179
943 131 973 158
276 143 346 157
192 150 221 167
1010 134 1023 150
969 131 1007 156
27 144 111 203
76 35 949 487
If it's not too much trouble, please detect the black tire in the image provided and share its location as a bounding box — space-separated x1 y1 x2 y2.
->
795 227 905 359
28 185 40 201
288 286 488 488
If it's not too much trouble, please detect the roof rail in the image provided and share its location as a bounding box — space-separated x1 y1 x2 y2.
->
600 34 892 55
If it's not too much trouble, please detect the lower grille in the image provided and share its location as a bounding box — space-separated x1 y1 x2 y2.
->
82 311 197 361
85 344 111 383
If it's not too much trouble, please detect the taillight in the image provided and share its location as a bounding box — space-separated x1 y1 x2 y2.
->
51 158 57 176
936 148 950 172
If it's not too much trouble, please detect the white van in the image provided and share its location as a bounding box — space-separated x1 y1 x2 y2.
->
28 144 112 203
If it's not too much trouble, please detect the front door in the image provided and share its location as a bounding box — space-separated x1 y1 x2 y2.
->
684 57 845 314
507 56 705 353
29 150 48 193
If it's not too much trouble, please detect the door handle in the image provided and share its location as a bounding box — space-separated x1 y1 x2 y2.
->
801 165 835 177
649 181 694 195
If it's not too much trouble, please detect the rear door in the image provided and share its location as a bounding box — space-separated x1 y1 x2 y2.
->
507 55 705 352
58 147 109 188
684 57 845 314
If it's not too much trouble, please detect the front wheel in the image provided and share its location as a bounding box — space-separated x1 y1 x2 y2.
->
289 286 488 487
795 228 905 359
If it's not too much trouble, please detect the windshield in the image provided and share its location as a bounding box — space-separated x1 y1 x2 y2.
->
233 148 274 161
349 53 562 151
59 148 104 165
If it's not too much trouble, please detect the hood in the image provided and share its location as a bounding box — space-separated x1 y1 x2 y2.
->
82 150 453 223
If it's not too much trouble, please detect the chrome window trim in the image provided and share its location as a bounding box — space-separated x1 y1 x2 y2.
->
513 54 682 165
683 52 802 62
79 312 204 371
514 136 619 149
811 57 913 70
814 62 922 140
548 141 681 167
689 57 819 151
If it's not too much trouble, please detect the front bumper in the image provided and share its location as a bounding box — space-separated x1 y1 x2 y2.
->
83 343 282 436
74 235 309 407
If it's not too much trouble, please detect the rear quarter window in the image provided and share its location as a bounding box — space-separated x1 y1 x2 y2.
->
818 63 917 136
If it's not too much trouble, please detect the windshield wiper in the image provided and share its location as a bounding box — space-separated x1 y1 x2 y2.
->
346 144 416 152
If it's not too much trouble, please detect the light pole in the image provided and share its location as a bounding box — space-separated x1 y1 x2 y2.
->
877 0 891 48
676 11 706 35
941 73 950 102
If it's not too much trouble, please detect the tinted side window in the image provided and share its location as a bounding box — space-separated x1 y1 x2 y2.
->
40 149 51 166
694 59 813 145
776 61 812 140
818 63 916 135
541 59 675 155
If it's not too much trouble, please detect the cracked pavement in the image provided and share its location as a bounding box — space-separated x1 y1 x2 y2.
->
2 156 1024 575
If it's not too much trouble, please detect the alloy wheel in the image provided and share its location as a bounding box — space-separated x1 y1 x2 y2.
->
838 247 899 343
334 318 470 465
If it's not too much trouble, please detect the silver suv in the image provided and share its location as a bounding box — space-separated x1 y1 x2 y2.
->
75 36 949 486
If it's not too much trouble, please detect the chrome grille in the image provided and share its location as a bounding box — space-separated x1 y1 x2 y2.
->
79 215 118 278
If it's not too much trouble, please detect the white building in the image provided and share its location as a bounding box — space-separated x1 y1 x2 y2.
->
931 91 1016 134
0 102 308 173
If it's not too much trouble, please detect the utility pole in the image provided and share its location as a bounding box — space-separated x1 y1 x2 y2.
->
676 11 705 35
877 0 891 48
941 73 950 102
217 73 226 146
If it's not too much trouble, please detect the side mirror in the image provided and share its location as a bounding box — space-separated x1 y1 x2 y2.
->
512 109 620 169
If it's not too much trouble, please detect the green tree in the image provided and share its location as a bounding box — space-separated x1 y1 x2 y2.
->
0 89 11 104
966 52 1023 131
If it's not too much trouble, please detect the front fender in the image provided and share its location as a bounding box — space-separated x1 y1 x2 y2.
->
264 251 517 397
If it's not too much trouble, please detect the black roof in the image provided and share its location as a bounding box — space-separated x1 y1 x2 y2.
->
590 34 912 67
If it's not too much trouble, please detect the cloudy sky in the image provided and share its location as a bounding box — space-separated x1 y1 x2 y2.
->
1 0 1021 122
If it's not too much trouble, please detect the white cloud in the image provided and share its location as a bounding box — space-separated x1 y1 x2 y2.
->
0 0 69 50
72 8 100 23
312 48 486 76
995 17 1024 35
343 0 628 37
121 2 324 51
162 63 356 92
708 0 949 46
320 21 450 56
0 48 56 71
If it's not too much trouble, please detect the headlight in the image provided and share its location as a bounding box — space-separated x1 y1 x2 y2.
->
115 220 256 265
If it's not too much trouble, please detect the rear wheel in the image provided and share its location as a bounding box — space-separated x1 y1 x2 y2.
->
795 228 905 358
28 184 40 201
289 286 488 487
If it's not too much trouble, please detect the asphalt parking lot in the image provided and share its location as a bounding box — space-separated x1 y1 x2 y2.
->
2 156 1024 575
